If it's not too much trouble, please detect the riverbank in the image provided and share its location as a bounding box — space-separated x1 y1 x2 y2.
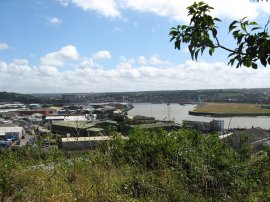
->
128 103 270 129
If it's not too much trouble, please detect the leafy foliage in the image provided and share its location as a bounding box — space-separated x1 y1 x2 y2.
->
169 1 270 68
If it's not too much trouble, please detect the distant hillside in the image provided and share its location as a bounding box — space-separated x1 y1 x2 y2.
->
0 91 41 103
33 88 270 104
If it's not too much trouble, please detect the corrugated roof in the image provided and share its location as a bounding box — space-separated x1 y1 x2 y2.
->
86 127 104 132
46 116 65 120
234 127 270 143
62 136 111 142
99 120 117 124
52 121 96 129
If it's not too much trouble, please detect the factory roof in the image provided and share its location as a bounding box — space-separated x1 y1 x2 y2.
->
52 121 96 129
86 127 104 132
62 136 111 142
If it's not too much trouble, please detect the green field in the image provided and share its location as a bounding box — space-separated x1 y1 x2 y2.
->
193 103 270 114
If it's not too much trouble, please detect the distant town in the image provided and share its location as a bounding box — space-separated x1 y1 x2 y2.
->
2 88 270 104
0 89 270 151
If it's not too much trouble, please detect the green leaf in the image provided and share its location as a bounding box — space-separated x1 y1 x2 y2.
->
229 58 235 66
201 46 205 55
245 60 252 67
227 52 235 58
232 30 239 39
195 49 200 60
260 58 267 67
175 40 181 50
249 21 258 25
252 63 258 69
181 25 188 30
229 26 237 33
237 34 244 44
169 36 175 42
241 23 246 32
209 47 215 56
251 27 261 32
169 30 178 36
229 20 238 32
212 28 217 38
188 45 194 59
213 17 221 22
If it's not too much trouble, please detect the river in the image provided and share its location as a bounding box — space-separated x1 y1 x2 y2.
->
128 103 270 130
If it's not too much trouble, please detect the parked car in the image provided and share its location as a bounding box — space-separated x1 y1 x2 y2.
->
0 140 11 149
4 132 20 145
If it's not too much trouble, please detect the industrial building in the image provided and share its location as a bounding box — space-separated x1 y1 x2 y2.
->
18 109 57 116
182 119 224 133
51 120 117 136
0 126 25 139
61 136 111 150
121 122 181 134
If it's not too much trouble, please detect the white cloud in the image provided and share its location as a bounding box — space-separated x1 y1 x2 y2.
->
78 58 95 69
2 53 270 93
121 0 270 22
0 43 9 50
148 55 170 65
39 66 60 76
40 45 79 67
92 50 111 60
70 0 120 18
58 0 270 21
12 59 29 65
48 17 62 25
0 61 8 72
128 55 170 66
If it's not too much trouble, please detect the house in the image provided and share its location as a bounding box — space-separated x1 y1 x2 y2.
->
224 127 270 151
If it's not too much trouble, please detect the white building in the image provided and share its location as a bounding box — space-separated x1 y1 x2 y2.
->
0 126 24 139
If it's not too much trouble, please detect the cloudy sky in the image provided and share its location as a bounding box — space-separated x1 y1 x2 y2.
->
1 0 270 93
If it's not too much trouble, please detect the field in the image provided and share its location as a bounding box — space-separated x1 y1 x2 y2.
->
193 103 270 114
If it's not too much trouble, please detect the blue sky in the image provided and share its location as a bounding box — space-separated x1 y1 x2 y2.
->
1 0 270 93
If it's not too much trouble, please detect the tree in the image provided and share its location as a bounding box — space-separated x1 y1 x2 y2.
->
169 1 270 68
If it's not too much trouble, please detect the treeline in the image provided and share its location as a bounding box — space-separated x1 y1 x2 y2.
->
0 129 269 201
36 88 270 104
2 88 270 104
0 91 41 104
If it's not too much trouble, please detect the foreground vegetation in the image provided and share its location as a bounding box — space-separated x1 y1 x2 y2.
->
0 129 269 201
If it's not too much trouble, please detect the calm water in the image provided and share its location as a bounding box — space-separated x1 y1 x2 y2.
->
128 103 270 130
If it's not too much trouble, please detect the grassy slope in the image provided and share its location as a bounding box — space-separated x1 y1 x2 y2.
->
193 103 270 113
0 129 269 201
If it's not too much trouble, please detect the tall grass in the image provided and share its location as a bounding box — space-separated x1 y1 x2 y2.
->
0 129 269 201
